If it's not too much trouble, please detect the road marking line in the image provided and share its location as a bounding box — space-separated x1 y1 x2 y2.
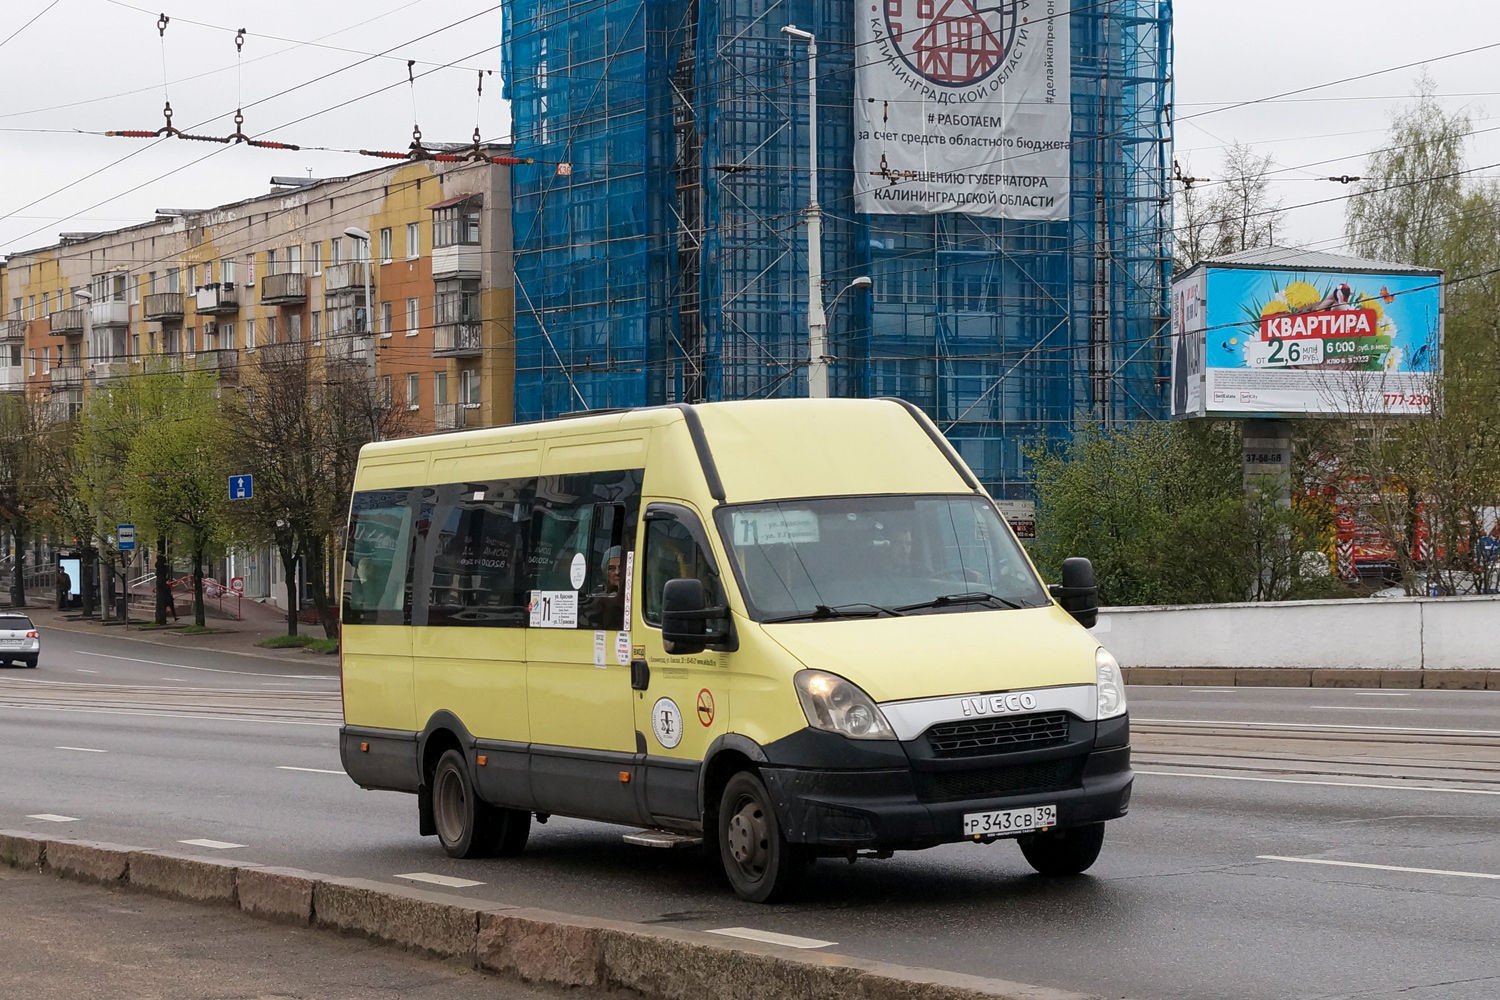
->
0 703 339 728
276 766 345 775
76 650 336 681
396 872 484 888
178 839 246 850
1258 855 1500 881
1188 688 1238 693
706 927 836 950
1136 718 1500 737
1139 769 1500 796
75 669 99 674
27 814 80 822
1355 691 1414 697
55 746 107 753
1310 705 1419 712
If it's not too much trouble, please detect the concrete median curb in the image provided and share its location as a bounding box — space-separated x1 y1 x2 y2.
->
0 830 1105 1000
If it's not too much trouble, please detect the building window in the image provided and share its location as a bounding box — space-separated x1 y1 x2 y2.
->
434 371 448 406
220 323 234 350
379 301 392 337
310 311 321 343
187 265 197 292
131 333 140 356
406 372 419 410
312 242 322 276
379 228 393 264
330 237 341 264
433 198 481 247
28 350 35 376
221 258 235 285
460 369 480 407
287 313 303 342
246 318 256 350
26 296 34 320
11 297 21 320
434 279 480 325
289 244 303 274
132 276 141 303
380 375 392 407
406 222 420 259
406 297 419 335
166 268 180 293
266 315 278 343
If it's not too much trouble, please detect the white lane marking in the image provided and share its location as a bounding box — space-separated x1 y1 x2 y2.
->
706 927 836 950
1135 718 1500 737
1355 691 1414 697
1258 855 1500 881
1188 688 1238 693
0 703 338 728
75 669 99 674
160 677 192 683
1311 705 1419 712
55 746 107 753
27 814 81 822
1139 769 1500 796
396 872 485 888
276 765 345 775
76 650 336 681
178 839 246 850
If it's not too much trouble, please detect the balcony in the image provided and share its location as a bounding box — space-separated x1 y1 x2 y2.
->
91 299 130 327
50 365 84 389
195 349 240 383
144 292 184 322
431 244 482 279
194 283 239 315
325 334 373 365
49 308 84 335
88 360 130 383
433 322 483 358
323 262 367 293
434 402 480 431
260 272 306 306
0 368 23 393
2 320 24 342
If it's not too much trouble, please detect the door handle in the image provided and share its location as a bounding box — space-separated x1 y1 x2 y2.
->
630 658 650 691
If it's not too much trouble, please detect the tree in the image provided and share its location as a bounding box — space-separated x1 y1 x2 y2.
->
0 395 52 606
1175 142 1286 271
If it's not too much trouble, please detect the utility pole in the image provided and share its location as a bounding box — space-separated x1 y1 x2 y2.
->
781 25 827 398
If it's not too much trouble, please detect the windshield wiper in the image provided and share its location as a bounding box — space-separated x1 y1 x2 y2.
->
896 591 1027 613
762 602 905 624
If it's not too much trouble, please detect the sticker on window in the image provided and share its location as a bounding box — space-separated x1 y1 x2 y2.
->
730 509 820 546
529 590 578 628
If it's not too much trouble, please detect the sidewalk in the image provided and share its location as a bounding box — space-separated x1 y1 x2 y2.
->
0 867 567 1000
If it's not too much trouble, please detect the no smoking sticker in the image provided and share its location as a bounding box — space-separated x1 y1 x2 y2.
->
696 688 715 727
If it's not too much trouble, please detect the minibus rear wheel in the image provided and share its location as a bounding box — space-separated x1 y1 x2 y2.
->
1017 822 1105 876
717 771 806 903
432 749 528 859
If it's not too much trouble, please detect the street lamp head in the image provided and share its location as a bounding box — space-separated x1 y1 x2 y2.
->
75 288 93 300
850 275 873 290
780 24 815 43
343 226 370 242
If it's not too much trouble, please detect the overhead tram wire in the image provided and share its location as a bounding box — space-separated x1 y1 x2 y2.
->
0 0 63 52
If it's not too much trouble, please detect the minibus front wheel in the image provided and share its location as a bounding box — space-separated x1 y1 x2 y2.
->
1017 822 1105 876
431 750 530 859
718 771 807 903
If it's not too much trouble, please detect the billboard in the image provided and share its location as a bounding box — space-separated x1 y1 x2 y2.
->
853 0 1070 221
1171 265 1442 417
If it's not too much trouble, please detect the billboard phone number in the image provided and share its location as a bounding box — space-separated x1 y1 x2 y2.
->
1384 394 1432 408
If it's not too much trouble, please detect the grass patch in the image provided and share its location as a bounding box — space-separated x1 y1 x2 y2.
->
256 634 318 648
305 638 339 654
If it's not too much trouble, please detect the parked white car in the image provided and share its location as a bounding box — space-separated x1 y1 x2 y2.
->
0 613 40 668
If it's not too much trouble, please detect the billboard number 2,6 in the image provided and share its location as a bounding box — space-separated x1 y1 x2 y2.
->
1249 337 1323 369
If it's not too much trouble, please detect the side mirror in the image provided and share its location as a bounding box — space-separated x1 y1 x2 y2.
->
1050 557 1099 629
661 578 730 655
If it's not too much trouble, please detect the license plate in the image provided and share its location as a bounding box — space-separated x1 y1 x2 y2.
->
0 639 20 646
962 804 1057 838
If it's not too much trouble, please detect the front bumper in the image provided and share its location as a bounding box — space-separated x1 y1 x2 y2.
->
758 714 1132 851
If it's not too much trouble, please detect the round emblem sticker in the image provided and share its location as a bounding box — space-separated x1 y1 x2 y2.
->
885 1 1021 88
651 697 683 750
569 552 587 589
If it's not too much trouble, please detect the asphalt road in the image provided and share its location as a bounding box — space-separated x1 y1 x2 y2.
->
3 623 1498 1000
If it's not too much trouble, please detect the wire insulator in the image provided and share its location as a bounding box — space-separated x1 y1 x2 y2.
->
358 149 407 160
247 140 301 150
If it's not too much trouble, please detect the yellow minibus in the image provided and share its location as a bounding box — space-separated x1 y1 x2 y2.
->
340 399 1130 901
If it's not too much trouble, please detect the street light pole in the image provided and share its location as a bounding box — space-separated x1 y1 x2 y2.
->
781 25 827 398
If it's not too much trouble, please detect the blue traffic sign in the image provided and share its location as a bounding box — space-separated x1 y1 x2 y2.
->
1479 535 1499 564
228 474 254 500
116 524 135 551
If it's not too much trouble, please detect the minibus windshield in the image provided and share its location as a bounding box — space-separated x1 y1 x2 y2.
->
715 495 1049 622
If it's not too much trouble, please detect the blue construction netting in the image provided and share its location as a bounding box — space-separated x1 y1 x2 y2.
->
504 0 1173 498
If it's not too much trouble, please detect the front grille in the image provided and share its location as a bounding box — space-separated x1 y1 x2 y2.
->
913 756 1085 803
925 712 1071 758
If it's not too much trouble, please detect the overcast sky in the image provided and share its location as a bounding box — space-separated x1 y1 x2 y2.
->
2 0 1498 258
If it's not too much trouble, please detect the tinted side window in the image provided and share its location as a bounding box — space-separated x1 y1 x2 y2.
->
642 513 723 627
529 470 642 631
344 489 415 625
424 479 532 628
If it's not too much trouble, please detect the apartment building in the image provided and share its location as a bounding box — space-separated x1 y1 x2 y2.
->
0 150 516 432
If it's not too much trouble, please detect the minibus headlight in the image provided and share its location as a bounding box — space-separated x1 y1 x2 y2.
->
1096 647 1127 719
794 670 896 740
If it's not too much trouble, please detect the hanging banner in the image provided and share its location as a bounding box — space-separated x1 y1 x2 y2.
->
854 0 1071 220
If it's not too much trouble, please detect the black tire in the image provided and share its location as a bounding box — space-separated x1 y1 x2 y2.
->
492 806 531 857
717 771 805 903
430 749 530 859
1017 822 1106 876
23 658 36 669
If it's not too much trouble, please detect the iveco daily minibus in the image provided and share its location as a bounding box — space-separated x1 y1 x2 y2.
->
339 399 1130 901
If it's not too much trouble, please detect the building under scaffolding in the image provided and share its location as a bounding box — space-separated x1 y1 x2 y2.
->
503 0 1172 497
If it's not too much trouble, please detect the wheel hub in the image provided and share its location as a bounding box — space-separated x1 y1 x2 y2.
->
726 797 769 876
434 767 466 845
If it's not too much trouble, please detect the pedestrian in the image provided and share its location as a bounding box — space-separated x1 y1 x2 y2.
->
163 573 179 622
57 565 72 610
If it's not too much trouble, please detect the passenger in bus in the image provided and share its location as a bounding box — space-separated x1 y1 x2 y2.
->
581 546 624 629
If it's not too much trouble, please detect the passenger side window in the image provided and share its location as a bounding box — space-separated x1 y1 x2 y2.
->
528 470 643 631
344 490 415 625
642 511 723 627
425 480 531 627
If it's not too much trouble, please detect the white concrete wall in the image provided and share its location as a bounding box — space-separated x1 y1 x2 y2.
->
1092 595 1500 671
